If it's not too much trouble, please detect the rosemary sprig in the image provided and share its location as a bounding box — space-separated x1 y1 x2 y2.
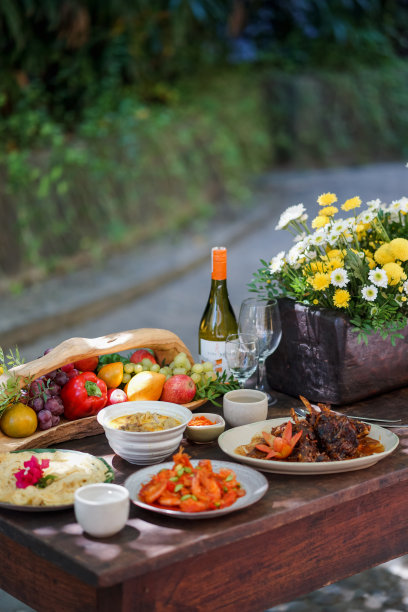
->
0 347 31 417
194 371 240 407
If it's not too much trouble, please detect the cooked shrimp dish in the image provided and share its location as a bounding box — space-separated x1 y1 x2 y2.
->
138 448 246 513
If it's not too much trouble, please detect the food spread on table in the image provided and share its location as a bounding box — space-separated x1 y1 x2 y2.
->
0 450 112 506
138 448 246 513
235 397 384 463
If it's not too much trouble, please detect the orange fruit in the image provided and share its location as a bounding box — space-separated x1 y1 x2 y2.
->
1 403 38 438
97 362 124 389
124 371 166 401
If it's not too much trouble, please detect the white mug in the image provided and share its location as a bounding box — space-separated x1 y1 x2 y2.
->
223 389 268 427
74 483 130 538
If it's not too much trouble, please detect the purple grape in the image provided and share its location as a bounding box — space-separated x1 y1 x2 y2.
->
47 382 61 397
29 380 43 398
51 415 60 427
45 397 64 416
31 397 44 413
46 370 57 380
54 371 69 386
37 409 53 430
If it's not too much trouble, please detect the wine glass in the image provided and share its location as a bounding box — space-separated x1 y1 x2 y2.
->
225 333 259 388
238 298 282 405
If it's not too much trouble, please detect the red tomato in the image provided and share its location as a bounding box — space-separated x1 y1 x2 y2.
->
73 356 99 372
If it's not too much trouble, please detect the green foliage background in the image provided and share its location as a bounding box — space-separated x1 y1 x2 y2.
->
1 1 408 288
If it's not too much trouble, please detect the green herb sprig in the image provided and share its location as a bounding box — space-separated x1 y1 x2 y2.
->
194 371 240 407
0 347 31 417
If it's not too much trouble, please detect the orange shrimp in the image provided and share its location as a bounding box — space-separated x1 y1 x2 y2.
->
139 480 167 504
157 492 181 507
180 497 209 513
192 470 221 504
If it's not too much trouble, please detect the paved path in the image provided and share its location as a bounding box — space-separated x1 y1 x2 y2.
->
1 162 408 611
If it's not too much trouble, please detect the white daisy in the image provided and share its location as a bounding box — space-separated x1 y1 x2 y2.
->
357 209 376 224
367 198 382 211
330 219 348 234
294 231 307 243
269 251 286 274
309 228 329 248
368 267 388 288
275 203 306 231
287 244 303 266
330 268 349 288
403 280 408 294
361 285 378 302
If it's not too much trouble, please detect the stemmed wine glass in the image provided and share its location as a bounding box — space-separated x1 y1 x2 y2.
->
238 298 282 405
225 333 259 388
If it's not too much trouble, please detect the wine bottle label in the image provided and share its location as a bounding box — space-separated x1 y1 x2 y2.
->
200 339 227 374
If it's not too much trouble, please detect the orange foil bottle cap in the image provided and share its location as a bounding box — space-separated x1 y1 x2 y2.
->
211 246 227 280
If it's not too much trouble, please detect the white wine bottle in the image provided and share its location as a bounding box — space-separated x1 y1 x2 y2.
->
198 246 238 374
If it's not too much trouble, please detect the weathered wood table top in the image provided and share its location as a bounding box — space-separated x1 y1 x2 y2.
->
0 389 408 612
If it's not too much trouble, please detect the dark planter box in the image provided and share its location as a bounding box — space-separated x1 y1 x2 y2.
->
266 298 408 405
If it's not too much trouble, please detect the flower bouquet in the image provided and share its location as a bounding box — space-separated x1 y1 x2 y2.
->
249 192 408 404
250 193 408 344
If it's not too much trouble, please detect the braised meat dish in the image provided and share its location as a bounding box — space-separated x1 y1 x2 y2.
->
236 397 381 463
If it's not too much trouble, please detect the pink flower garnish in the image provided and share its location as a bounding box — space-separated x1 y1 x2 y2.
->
14 455 50 489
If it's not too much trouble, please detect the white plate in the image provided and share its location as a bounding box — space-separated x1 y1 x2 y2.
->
125 460 268 519
218 418 399 474
0 449 114 512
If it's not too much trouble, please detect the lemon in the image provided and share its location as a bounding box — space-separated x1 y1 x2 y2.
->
1 403 38 438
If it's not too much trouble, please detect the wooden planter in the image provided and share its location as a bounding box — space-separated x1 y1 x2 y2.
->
0 328 205 452
265 298 408 405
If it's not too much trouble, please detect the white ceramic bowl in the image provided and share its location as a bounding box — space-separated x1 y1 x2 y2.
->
97 401 192 464
185 413 225 443
74 483 130 538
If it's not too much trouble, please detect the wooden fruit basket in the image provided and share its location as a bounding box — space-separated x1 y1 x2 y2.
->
0 329 206 452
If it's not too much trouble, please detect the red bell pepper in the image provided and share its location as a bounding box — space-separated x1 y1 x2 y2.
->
61 372 107 420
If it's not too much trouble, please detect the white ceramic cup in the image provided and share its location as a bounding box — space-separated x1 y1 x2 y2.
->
223 389 268 427
74 483 130 538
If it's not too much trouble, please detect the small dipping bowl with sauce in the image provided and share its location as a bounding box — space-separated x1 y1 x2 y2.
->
74 483 130 538
97 401 192 464
185 413 225 444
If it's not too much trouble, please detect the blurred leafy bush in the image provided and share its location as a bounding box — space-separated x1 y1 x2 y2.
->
1 1 408 286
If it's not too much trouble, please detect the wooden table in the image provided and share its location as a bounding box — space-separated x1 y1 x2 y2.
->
0 389 408 612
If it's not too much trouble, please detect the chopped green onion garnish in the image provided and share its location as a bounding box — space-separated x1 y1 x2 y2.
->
174 483 183 493
169 476 178 482
225 473 234 482
180 494 192 501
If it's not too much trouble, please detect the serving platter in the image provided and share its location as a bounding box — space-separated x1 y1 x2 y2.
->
0 449 114 512
125 460 268 519
0 328 206 453
218 417 399 474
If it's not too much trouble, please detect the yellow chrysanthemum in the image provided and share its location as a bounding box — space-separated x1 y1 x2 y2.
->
341 196 362 211
310 272 330 291
312 215 330 229
333 289 351 308
313 299 319 305
317 193 337 206
382 262 407 286
326 249 344 260
309 261 327 274
389 238 408 262
366 257 376 269
319 206 338 217
326 258 343 272
374 243 395 265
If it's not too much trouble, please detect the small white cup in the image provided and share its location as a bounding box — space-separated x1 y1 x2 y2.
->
74 483 130 538
223 389 268 427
